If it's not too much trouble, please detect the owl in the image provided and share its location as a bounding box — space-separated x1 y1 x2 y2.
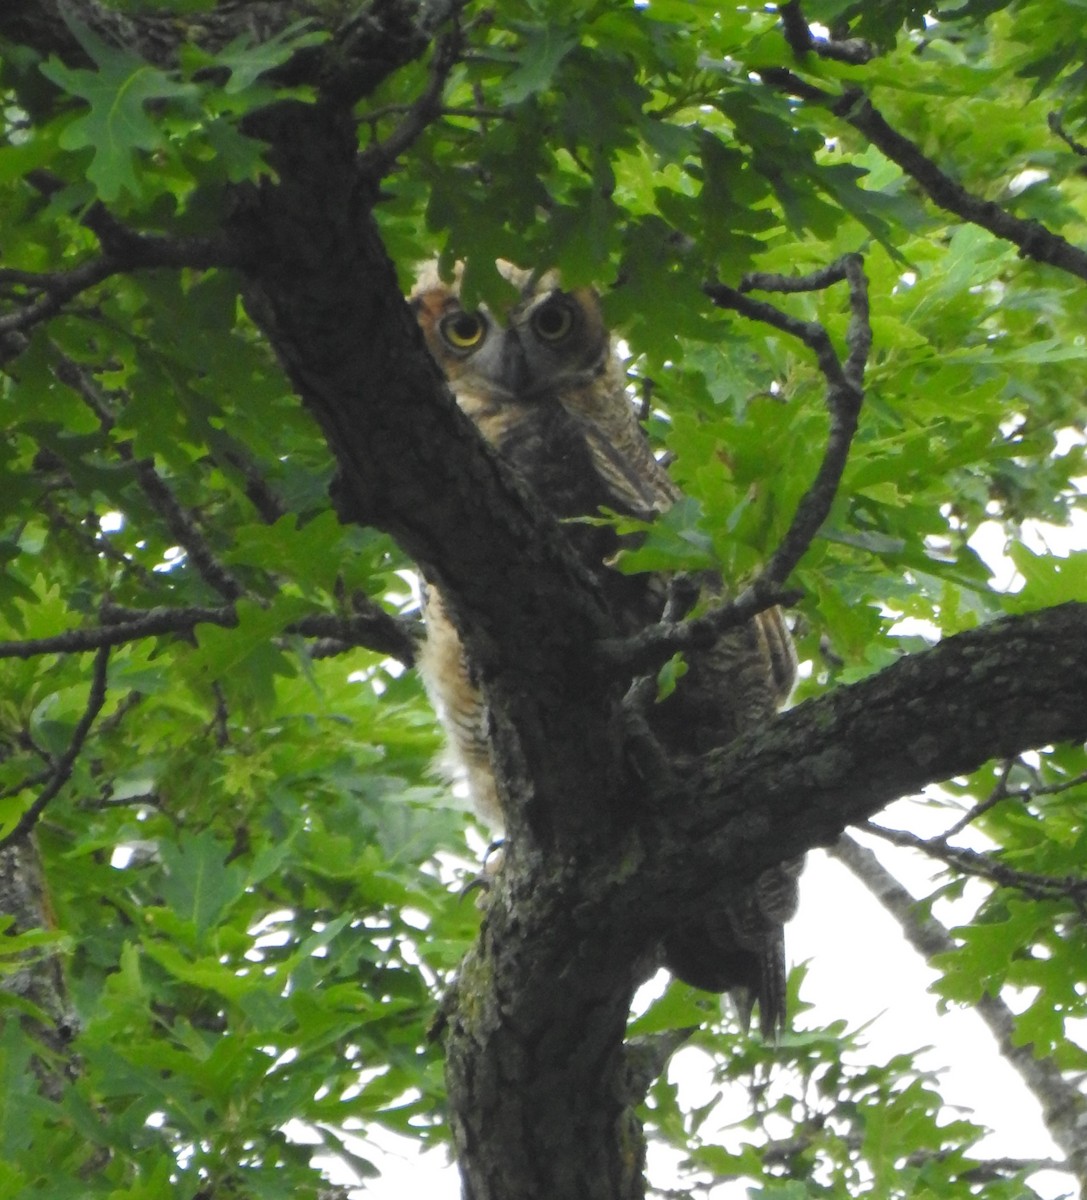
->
411 262 801 1035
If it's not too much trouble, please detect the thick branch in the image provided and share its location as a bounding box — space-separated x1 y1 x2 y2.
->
234 99 629 853
659 602 1087 898
445 603 1087 1200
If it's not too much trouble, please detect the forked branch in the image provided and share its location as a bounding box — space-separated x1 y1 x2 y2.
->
830 833 1087 1190
861 819 1087 914
601 253 870 676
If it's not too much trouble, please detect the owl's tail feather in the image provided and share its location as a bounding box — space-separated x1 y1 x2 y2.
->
754 933 789 1041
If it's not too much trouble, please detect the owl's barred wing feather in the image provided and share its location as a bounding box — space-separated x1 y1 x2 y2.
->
416 586 502 827
411 263 802 1035
579 423 676 520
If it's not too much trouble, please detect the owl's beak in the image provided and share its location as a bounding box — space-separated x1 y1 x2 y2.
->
498 329 532 397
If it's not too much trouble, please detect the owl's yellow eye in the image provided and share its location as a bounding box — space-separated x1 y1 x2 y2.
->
532 299 574 342
440 311 486 350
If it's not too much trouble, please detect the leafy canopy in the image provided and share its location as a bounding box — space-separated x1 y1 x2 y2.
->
0 1 1085 1198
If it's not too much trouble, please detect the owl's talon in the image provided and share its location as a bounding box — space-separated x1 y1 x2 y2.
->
459 874 491 903
458 838 506 906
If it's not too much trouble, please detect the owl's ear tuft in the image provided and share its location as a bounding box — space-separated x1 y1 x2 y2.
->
411 257 462 299
496 259 561 299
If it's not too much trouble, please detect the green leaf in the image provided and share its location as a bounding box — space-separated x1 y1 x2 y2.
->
1005 545 1087 612
158 830 247 937
613 496 717 574
182 22 328 96
655 652 688 701
499 22 579 103
39 20 197 200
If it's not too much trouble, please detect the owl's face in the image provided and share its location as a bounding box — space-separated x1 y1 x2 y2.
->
411 273 609 405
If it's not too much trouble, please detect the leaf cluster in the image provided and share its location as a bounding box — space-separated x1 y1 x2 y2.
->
0 0 1085 1197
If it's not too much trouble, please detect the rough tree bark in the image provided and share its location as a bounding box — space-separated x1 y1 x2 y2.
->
2 5 1086 1200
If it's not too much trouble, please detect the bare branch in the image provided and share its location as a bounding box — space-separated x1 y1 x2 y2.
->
861 820 1087 911
288 608 418 666
0 645 111 848
0 603 417 667
0 257 117 347
717 253 870 590
831 88 1087 281
0 229 243 348
597 583 801 676
600 255 868 677
779 1 876 65
359 22 464 177
753 18 1087 284
936 757 1087 842
731 1125 1061 1189
830 834 1087 1190
1048 111 1087 159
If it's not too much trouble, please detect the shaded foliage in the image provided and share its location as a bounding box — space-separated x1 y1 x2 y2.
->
0 1 1084 1198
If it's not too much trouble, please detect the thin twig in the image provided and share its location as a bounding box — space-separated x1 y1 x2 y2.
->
50 350 246 603
942 758 1016 838
860 820 1087 911
598 584 801 675
1048 112 1087 159
36 489 158 588
358 23 463 176
0 646 111 848
0 604 418 666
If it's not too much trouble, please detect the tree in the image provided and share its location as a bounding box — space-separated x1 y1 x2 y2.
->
0 0 1084 1197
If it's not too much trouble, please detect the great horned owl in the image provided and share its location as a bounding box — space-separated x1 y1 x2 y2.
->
411 262 801 1035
